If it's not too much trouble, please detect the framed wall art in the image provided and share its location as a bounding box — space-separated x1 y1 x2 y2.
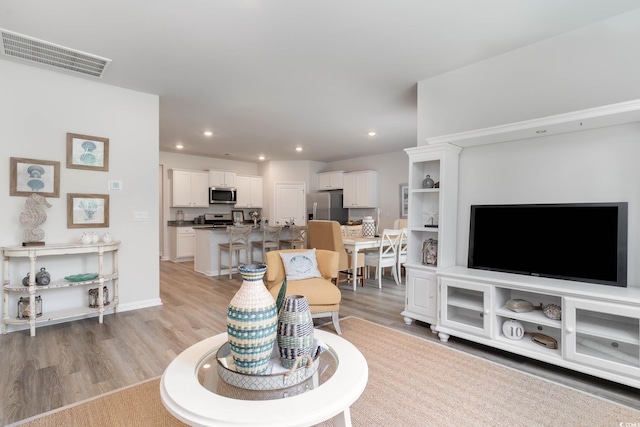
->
10 157 61 198
400 183 408 218
232 210 244 224
67 193 110 228
66 133 109 171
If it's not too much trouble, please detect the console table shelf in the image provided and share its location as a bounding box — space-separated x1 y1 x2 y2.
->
2 241 120 337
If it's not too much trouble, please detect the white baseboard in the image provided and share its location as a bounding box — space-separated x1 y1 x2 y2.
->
117 298 163 312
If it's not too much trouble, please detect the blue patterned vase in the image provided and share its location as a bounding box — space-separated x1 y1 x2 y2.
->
226 264 278 374
277 295 314 369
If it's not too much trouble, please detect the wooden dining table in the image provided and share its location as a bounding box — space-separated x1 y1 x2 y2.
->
341 236 382 291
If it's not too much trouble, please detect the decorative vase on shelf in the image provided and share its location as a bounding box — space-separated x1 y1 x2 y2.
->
277 295 314 369
422 174 435 189
226 264 278 374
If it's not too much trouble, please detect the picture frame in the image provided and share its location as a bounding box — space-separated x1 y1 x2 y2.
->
231 210 244 224
66 133 109 171
400 184 408 218
67 193 110 228
10 157 61 198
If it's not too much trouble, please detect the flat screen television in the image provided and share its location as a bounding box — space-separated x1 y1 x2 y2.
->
468 203 628 287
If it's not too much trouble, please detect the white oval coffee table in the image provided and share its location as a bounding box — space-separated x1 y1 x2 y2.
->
160 329 368 427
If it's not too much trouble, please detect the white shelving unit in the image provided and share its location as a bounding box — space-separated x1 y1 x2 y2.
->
2 241 120 337
401 99 640 389
402 144 460 328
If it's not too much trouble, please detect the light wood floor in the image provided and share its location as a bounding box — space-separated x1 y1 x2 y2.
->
1 261 638 425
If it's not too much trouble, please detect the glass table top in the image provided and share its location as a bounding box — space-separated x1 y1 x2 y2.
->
197 342 339 401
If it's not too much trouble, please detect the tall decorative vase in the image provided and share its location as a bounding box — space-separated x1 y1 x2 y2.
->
226 264 278 374
277 295 314 369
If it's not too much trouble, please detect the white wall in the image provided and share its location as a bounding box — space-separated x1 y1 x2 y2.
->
259 160 324 224
0 59 160 329
416 8 640 287
457 123 640 286
418 8 640 141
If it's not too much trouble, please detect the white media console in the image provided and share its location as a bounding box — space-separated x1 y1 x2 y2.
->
435 266 640 389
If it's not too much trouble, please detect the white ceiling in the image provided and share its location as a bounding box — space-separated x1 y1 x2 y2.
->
2 1 640 163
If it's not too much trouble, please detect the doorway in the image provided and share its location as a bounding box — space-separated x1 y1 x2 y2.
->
273 182 306 225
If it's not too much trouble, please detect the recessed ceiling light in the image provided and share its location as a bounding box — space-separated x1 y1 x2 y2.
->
176 143 184 149
203 131 213 137
368 131 376 137
258 155 265 161
296 147 303 152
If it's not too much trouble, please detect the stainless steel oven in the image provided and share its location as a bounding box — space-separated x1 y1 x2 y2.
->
209 187 236 204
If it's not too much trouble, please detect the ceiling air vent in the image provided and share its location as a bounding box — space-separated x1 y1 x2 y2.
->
0 29 111 78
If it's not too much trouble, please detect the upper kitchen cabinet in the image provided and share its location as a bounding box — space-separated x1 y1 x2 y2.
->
209 170 236 188
235 175 263 208
317 171 344 190
170 169 210 207
343 171 377 208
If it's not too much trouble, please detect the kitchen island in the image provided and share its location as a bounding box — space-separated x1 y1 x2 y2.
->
194 226 291 277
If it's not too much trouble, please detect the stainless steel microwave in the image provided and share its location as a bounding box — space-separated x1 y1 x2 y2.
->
209 187 236 204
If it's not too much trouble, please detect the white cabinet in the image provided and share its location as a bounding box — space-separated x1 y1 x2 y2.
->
171 169 209 207
317 171 344 190
235 175 263 208
402 269 438 331
343 171 377 208
564 298 640 379
436 266 640 389
402 144 460 327
438 277 491 340
209 170 236 188
2 242 120 337
168 226 195 262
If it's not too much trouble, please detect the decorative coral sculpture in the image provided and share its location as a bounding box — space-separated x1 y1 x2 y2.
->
20 194 51 243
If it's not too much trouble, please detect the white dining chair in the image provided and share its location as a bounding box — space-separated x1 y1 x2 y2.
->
364 229 401 288
396 228 408 284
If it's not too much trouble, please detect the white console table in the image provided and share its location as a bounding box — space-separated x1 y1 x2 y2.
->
437 266 640 389
2 242 120 337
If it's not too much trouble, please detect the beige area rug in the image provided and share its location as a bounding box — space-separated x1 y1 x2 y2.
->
14 317 640 427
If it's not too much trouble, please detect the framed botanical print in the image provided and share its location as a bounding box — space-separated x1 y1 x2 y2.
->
10 157 60 198
67 193 110 228
66 133 109 171
400 184 408 218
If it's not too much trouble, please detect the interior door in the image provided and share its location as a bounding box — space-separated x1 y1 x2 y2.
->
274 182 306 225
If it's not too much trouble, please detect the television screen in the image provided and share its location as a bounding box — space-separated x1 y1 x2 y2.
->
468 203 628 287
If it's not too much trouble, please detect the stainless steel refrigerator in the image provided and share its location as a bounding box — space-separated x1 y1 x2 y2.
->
307 190 348 224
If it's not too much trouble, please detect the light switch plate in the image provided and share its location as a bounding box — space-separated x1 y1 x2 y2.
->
133 211 149 221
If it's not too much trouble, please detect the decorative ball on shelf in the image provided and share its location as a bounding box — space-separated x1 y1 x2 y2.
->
542 304 561 321
502 319 525 340
422 174 435 189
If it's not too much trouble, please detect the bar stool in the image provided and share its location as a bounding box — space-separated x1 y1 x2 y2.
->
250 225 282 263
218 225 252 279
279 225 307 250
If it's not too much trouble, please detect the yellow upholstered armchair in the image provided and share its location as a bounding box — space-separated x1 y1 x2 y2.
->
265 249 342 334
